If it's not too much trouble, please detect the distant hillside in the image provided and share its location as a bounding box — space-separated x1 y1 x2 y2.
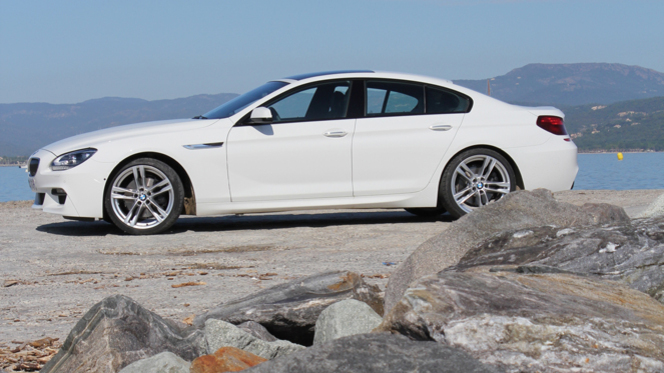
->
564 96 664 152
0 93 237 156
455 63 664 106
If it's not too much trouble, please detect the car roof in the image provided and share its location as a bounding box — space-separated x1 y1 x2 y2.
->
284 70 375 80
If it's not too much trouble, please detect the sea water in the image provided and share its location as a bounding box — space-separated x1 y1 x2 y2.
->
1 153 663 202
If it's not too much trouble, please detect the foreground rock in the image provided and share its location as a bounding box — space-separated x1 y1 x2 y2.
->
313 299 382 345
243 333 501 373
205 319 305 359
118 352 190 373
237 321 278 342
384 189 630 312
41 295 205 373
450 216 664 303
191 347 266 373
194 271 383 345
379 268 664 372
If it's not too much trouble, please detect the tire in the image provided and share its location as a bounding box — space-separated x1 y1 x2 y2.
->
404 207 446 217
440 148 516 219
104 158 184 235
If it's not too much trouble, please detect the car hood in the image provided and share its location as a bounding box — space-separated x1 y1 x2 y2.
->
42 118 217 156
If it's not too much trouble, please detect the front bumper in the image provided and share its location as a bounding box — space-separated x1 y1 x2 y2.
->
28 149 113 219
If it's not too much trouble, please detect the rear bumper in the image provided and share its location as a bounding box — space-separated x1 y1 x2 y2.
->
507 137 578 191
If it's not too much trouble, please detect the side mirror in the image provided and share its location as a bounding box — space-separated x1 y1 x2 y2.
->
248 107 273 124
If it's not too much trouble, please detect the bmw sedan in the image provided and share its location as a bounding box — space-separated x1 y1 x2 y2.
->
27 70 578 235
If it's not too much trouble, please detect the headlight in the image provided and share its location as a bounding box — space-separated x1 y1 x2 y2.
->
51 148 97 171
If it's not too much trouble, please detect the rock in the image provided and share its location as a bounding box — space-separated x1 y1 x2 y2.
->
378 268 664 372
194 271 383 345
118 351 190 373
313 299 382 345
639 192 664 218
237 321 277 342
205 319 305 359
191 347 266 373
384 189 630 313
450 216 664 303
41 295 205 373
242 333 501 373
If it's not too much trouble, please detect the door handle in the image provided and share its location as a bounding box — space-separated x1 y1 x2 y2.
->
324 131 348 138
429 124 453 131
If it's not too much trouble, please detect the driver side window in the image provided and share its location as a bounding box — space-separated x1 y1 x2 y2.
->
268 81 351 123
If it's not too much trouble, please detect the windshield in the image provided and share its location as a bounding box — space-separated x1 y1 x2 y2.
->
202 81 288 119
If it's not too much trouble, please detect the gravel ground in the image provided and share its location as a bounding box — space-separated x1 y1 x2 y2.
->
1 189 662 345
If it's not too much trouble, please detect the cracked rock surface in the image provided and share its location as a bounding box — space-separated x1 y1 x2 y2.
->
378 268 664 373
451 216 664 303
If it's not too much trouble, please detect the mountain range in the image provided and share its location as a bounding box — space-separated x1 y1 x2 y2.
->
2 63 664 156
0 93 237 157
454 63 664 106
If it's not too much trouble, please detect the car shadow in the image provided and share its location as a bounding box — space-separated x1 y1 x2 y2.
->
36 210 453 237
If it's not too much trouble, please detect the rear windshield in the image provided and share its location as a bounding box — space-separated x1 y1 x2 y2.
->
203 81 288 119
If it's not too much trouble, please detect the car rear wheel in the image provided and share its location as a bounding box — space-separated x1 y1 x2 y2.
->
440 148 516 219
104 158 184 235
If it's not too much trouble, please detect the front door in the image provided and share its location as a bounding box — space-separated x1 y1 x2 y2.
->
227 80 355 202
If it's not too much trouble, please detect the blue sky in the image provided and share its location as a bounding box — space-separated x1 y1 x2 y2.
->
1 0 663 104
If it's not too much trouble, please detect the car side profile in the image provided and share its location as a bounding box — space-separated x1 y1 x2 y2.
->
27 70 578 234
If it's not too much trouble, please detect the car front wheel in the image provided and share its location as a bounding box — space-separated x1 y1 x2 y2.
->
440 149 516 218
104 158 184 235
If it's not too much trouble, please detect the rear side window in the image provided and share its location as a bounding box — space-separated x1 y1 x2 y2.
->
426 86 471 114
366 81 424 116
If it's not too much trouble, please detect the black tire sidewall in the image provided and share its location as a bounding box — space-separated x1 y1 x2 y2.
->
440 148 516 219
104 158 184 235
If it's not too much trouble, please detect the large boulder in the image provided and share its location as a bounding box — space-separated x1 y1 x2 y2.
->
41 295 205 373
194 271 383 345
243 333 501 373
117 352 190 373
450 216 664 303
313 299 382 345
204 319 305 359
384 189 630 312
378 267 664 372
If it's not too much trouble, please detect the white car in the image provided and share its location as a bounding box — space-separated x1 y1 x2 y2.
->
27 70 578 235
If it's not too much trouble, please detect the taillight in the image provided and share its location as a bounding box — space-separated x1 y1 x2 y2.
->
537 116 567 136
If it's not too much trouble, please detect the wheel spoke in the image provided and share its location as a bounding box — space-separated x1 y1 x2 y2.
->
478 190 488 206
484 187 509 194
459 163 475 179
123 201 140 224
147 179 169 192
145 203 165 223
455 187 475 205
481 158 497 179
129 205 144 226
138 166 147 188
111 186 136 200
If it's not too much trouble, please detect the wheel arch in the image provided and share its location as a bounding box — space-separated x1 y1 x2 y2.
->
441 145 524 190
102 152 196 222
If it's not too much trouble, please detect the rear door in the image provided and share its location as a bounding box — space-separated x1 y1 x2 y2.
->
352 81 469 196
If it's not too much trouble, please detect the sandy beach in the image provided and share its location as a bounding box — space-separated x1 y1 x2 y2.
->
1 189 662 346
